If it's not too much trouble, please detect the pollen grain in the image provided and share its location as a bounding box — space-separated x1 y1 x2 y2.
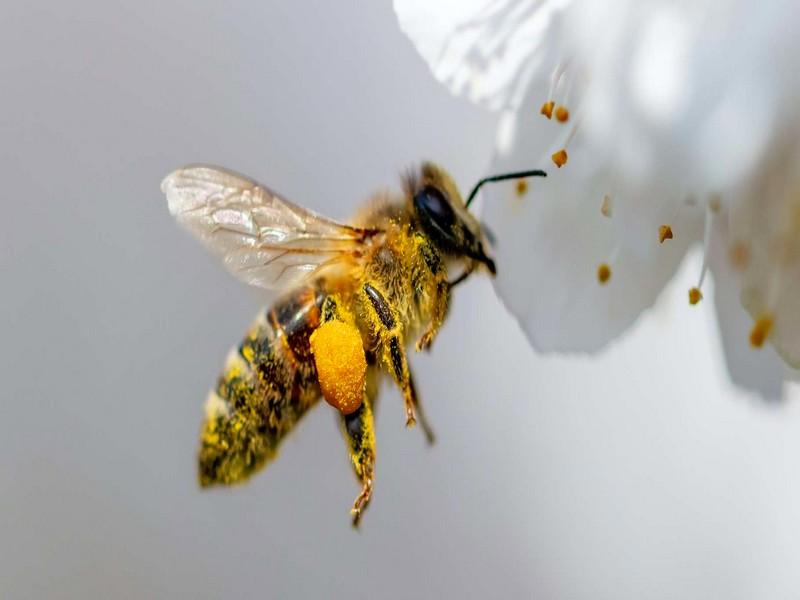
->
551 149 568 168
749 314 774 348
597 263 611 285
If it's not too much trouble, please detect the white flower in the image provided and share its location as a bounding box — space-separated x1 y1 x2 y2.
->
395 0 800 397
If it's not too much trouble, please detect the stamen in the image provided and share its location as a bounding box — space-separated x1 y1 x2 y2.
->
601 195 612 217
555 105 570 123
658 225 673 244
515 179 528 197
709 195 722 213
543 63 567 117
551 117 579 168
597 263 611 285
686 205 714 304
749 314 774 348
551 149 568 168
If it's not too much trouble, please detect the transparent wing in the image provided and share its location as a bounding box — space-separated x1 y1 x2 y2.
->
162 165 377 289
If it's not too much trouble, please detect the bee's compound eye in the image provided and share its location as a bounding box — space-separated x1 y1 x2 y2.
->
309 320 366 415
414 185 455 233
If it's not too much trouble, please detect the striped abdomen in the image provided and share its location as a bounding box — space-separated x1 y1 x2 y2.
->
198 284 325 486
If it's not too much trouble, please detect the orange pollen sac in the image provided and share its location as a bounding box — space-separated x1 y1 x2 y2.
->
659 225 674 244
597 263 611 284
688 287 703 305
515 178 528 197
749 314 774 348
310 320 366 415
540 100 555 119
555 105 570 122
551 149 568 168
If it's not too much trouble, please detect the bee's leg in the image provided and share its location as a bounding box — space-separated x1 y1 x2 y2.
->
341 384 376 528
413 235 451 352
409 372 435 445
362 282 419 428
415 279 449 352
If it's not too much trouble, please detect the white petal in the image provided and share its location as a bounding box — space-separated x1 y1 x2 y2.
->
484 109 704 352
394 0 572 110
730 141 800 368
708 218 786 400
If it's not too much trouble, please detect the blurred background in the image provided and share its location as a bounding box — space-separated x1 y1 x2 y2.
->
3 1 800 598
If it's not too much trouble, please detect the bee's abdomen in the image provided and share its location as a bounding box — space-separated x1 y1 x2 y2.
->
198 285 324 487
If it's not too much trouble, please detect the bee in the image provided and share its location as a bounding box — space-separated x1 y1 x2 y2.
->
162 163 545 526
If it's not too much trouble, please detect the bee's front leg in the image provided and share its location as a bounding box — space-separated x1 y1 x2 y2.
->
415 279 449 352
341 389 376 528
413 234 450 352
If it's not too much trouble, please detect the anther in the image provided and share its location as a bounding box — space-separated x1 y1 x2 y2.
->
515 179 528 197
597 263 611 285
658 225 674 244
749 314 774 348
540 101 555 119
688 287 703 305
601 195 612 217
555 105 569 123
551 149 568 168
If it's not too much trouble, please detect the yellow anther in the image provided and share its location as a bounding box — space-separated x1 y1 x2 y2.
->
597 263 611 285
310 320 366 415
515 178 528 197
540 101 555 119
688 287 703 305
555 105 570 123
729 241 750 270
749 314 774 348
551 149 568 168
658 225 674 244
600 194 612 217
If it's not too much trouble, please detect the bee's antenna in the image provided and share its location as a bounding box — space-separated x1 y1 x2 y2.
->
465 169 547 209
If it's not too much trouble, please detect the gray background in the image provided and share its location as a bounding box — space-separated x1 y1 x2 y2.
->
3 2 800 598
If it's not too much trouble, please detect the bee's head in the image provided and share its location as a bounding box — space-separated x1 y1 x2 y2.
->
405 162 497 274
405 162 546 276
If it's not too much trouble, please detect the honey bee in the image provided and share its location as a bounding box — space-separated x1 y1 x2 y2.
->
162 163 545 526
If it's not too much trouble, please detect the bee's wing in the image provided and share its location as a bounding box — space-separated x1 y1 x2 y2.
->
162 165 377 289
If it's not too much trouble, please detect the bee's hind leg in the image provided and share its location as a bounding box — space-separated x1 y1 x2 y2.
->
341 380 377 528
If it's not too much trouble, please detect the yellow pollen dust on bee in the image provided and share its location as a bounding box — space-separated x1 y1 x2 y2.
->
658 224 674 244
540 100 555 119
555 105 570 123
551 149 568 168
515 178 528 197
749 313 774 348
310 320 366 415
688 287 703 305
597 263 612 285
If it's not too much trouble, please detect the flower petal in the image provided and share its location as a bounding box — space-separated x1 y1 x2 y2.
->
708 217 786 400
394 0 572 110
730 139 800 368
484 109 704 352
